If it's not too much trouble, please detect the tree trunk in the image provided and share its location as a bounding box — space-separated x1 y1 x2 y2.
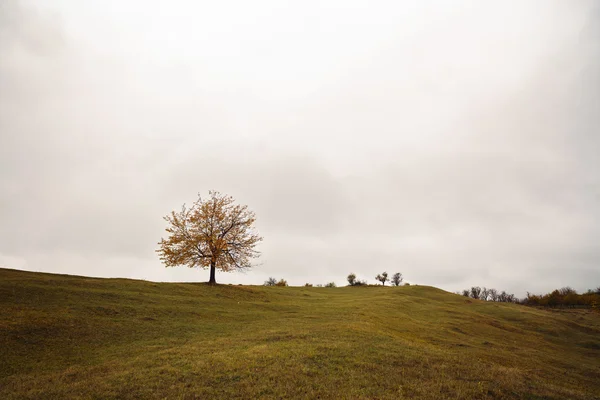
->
209 261 216 285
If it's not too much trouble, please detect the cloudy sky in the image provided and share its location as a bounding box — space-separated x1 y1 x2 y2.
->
1 0 598 296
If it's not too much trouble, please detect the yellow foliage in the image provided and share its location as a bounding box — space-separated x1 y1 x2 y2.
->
156 191 262 281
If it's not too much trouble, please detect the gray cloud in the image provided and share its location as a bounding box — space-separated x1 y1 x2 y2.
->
1 0 599 296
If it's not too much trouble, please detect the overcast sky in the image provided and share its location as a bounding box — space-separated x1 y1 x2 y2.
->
1 0 599 296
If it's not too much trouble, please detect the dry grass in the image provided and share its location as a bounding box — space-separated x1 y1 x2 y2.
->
1 268 599 399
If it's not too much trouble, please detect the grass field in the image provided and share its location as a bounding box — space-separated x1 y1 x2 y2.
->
1 267 599 399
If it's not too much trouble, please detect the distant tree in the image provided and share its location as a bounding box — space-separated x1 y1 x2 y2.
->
558 287 577 296
480 287 489 301
524 292 539 306
498 290 507 302
522 287 600 308
564 292 580 308
497 291 516 303
548 290 562 307
391 272 403 286
375 272 389 286
347 273 357 286
316 284 323 287
347 274 367 286
304 283 313 287
157 191 262 285
325 282 336 288
264 277 277 286
276 279 288 287
460 286 518 302
404 283 411 286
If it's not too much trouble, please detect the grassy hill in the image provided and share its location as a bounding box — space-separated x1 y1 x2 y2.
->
1 268 599 399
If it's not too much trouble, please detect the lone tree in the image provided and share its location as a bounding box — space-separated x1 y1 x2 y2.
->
376 272 389 286
264 277 277 286
391 272 403 286
347 273 367 286
157 191 262 285
347 273 357 286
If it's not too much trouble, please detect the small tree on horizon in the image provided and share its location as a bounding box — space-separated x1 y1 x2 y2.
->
480 287 490 301
348 273 367 286
558 287 577 296
157 191 263 285
347 273 357 286
391 272 403 286
376 272 389 286
264 277 277 286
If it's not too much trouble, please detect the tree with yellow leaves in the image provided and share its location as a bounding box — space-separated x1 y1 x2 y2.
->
157 191 262 284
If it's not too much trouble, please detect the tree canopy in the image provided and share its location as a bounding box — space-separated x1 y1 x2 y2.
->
376 272 389 286
157 191 262 284
391 272 403 286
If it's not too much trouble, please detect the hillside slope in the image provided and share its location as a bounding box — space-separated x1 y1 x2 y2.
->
1 268 599 399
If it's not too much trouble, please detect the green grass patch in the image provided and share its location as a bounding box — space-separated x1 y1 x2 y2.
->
1 268 599 399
